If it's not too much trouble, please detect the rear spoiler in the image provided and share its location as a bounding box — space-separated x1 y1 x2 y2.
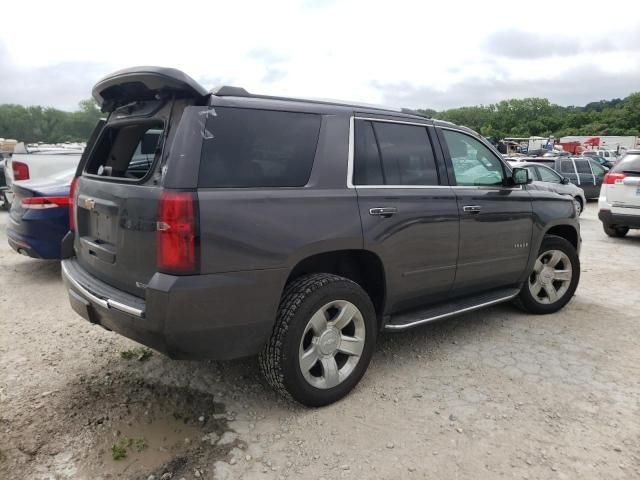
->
92 66 209 112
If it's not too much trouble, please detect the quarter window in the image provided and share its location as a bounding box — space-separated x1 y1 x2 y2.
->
353 120 439 186
442 130 504 186
199 107 321 188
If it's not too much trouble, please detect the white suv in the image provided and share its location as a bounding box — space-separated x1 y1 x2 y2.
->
598 150 640 237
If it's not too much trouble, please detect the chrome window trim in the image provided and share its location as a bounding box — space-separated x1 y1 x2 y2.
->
347 115 443 190
347 117 523 191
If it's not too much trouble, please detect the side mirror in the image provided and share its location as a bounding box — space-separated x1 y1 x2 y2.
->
561 177 570 185
511 167 530 185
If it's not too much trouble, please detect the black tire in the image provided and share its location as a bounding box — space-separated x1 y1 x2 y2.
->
514 235 580 315
259 273 377 407
0 192 8 211
602 223 629 238
574 197 583 216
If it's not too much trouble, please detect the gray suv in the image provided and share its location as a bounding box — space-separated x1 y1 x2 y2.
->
62 67 581 406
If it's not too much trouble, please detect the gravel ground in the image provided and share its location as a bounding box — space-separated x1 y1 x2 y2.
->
1 202 639 480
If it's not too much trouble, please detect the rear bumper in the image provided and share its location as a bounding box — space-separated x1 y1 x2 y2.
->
598 209 640 228
61 258 286 360
6 227 61 259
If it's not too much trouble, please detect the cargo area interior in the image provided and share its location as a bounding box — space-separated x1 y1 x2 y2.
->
84 122 163 180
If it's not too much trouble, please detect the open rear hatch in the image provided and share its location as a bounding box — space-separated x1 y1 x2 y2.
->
73 67 208 298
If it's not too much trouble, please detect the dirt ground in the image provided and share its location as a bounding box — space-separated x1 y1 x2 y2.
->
1 202 639 480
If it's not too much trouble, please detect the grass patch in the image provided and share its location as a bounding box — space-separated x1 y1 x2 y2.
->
111 436 147 460
120 347 153 362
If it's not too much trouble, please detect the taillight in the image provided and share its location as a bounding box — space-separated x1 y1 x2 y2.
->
68 176 79 231
157 191 198 274
12 161 29 181
22 196 69 209
604 172 625 184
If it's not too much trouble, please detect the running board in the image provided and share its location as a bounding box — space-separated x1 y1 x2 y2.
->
384 287 520 331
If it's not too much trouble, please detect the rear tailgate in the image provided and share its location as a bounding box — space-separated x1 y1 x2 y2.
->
606 153 640 214
72 66 209 298
75 178 161 297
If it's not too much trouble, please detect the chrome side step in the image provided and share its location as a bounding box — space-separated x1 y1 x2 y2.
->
384 288 520 331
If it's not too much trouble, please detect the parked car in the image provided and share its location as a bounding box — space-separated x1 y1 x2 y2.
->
584 149 618 163
508 161 587 215
0 157 9 210
583 152 615 169
62 67 581 406
3 152 81 208
6 168 75 258
523 156 607 199
598 150 640 237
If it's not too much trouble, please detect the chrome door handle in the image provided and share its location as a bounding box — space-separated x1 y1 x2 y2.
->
462 205 482 213
369 207 397 217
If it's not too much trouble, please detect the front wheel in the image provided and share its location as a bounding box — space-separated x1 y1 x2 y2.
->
514 235 580 314
259 274 377 407
573 197 583 216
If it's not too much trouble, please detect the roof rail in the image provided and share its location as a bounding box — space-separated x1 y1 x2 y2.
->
209 85 426 116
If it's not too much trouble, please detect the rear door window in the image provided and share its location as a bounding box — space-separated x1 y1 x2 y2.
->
560 160 576 174
199 107 321 188
575 160 593 174
353 120 439 186
85 124 164 180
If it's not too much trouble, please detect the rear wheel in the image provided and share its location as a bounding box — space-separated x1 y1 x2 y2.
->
259 273 376 407
514 235 580 314
603 223 629 238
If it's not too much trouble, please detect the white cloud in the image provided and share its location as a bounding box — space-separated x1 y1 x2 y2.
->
0 0 638 110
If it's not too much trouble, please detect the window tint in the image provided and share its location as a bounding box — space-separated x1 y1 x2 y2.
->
590 161 606 179
85 124 163 180
537 165 561 183
442 129 504 186
560 160 576 174
353 120 383 185
612 153 640 173
353 120 439 186
575 160 593 174
199 107 321 188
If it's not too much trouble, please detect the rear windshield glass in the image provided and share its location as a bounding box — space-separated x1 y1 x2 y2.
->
84 122 163 180
612 154 640 173
198 107 321 188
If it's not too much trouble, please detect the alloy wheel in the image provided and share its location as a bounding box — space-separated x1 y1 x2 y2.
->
298 300 366 389
528 249 573 304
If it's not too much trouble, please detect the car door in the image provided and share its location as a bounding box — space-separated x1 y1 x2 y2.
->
535 164 566 192
352 117 459 312
590 160 607 196
438 128 533 296
574 158 597 198
558 159 580 188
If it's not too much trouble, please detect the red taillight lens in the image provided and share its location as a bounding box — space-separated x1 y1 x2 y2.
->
12 161 30 181
604 172 625 184
22 196 69 209
157 191 197 274
68 176 79 231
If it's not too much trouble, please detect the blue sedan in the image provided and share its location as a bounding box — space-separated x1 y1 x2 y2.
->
6 169 75 259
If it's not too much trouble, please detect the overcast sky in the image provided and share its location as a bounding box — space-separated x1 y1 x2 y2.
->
1 0 639 111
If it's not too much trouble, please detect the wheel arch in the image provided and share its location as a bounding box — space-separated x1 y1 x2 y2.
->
545 224 579 250
284 249 387 322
